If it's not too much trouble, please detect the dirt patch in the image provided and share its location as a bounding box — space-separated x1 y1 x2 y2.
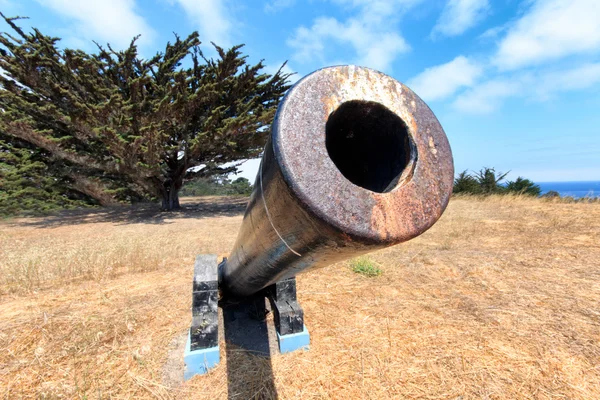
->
162 331 187 389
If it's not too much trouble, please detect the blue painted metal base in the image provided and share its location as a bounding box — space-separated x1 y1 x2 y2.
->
276 325 310 353
183 332 220 380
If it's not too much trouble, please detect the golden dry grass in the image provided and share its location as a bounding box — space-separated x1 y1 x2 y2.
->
1 195 599 399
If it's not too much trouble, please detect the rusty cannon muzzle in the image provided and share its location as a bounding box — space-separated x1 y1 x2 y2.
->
221 65 454 297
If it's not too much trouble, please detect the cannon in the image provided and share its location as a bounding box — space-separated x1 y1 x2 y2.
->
183 65 454 379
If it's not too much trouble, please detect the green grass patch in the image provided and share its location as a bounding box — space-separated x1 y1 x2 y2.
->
350 256 382 277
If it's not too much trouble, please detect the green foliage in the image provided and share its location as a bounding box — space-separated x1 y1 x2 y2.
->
453 167 541 197
350 257 382 277
453 171 482 194
475 167 510 194
180 176 253 196
505 177 542 196
0 14 292 211
180 178 226 196
229 177 253 196
0 133 94 216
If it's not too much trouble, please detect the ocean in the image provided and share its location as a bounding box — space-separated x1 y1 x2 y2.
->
537 181 600 198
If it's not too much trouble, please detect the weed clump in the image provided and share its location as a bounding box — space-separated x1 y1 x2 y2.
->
350 257 382 277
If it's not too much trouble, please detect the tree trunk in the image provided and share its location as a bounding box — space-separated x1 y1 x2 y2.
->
160 165 186 211
161 183 181 211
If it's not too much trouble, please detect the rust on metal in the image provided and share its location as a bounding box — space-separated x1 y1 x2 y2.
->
221 65 454 297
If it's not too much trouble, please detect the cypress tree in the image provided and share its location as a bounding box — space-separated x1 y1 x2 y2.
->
0 14 291 210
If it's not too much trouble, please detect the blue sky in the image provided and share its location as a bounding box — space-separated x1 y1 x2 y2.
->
2 0 599 182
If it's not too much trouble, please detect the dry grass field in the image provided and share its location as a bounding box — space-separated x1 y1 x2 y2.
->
1 195 599 399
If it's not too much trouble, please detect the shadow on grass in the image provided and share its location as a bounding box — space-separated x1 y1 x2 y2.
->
8 196 249 228
220 293 279 400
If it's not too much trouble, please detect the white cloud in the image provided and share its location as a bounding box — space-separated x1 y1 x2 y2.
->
453 62 600 113
478 25 504 41
555 63 600 90
174 0 233 47
406 56 483 101
432 0 490 38
264 0 296 13
36 0 155 49
494 0 600 70
332 0 422 22
287 0 420 72
535 63 600 98
288 23 327 64
448 0 600 113
453 78 523 114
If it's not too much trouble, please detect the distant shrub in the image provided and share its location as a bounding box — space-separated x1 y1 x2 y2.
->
229 177 253 196
541 190 560 199
181 176 253 197
475 167 510 194
454 167 541 197
505 177 541 196
350 257 382 277
453 171 483 194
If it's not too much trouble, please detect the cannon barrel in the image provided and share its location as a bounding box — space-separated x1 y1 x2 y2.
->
221 65 454 297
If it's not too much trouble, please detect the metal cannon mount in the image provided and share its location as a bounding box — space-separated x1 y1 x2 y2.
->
183 65 454 379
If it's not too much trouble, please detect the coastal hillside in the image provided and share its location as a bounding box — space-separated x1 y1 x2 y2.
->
1 196 599 398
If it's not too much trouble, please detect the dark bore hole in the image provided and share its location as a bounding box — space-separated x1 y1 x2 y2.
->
325 100 414 193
